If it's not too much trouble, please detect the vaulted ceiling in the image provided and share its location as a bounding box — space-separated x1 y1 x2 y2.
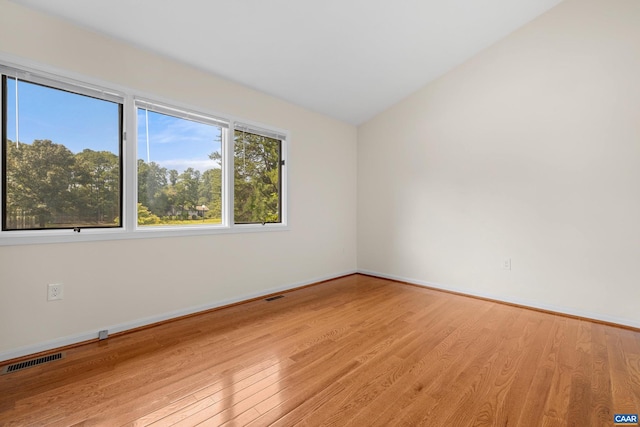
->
10 0 563 125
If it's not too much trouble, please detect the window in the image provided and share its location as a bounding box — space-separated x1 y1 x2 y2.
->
0 61 287 244
136 100 227 227
234 125 284 224
1 68 123 231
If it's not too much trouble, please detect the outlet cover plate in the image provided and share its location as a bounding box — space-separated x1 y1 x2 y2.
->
47 283 64 301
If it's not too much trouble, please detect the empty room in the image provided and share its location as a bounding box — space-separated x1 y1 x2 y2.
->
1 0 639 425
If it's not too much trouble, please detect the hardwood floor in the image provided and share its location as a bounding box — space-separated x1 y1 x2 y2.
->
1 274 640 426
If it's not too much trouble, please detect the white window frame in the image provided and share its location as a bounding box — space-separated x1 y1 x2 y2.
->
232 122 288 227
0 56 289 246
133 97 230 232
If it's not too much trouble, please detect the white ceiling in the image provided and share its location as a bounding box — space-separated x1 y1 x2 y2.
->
10 0 562 125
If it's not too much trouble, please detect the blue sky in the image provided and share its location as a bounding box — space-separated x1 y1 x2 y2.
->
6 78 221 173
137 109 221 173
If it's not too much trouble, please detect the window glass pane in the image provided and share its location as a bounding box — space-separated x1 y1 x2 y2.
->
3 77 122 230
136 108 223 226
233 129 281 224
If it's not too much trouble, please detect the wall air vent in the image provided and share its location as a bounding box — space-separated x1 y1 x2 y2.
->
1 352 65 375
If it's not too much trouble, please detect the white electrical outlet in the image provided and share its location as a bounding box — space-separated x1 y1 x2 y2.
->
48 283 64 301
503 258 511 270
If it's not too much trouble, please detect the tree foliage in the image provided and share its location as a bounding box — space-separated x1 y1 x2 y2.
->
211 130 281 224
5 139 119 229
138 159 169 215
74 149 120 223
136 203 161 225
4 133 281 229
136 162 221 222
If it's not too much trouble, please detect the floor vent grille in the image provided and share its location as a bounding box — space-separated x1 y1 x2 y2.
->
265 295 284 302
2 352 65 375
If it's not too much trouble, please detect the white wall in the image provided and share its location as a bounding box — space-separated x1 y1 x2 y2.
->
358 0 640 326
0 0 357 360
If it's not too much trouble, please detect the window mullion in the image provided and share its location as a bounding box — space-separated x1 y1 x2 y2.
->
124 95 138 231
225 126 234 227
0 77 5 234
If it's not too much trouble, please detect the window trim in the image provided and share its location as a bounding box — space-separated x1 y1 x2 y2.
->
134 98 229 230
0 56 289 246
232 123 286 225
135 97 230 130
1 70 125 232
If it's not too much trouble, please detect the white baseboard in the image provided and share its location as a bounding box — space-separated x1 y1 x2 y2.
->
358 269 640 330
0 270 357 363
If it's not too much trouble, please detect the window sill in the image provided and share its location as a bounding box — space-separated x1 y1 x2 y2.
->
0 223 289 246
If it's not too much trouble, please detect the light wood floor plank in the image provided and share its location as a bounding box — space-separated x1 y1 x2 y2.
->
1 274 639 426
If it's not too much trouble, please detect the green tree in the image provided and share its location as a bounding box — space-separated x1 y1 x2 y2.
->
161 185 179 216
137 203 161 225
5 139 75 228
137 159 169 216
231 131 281 223
74 149 120 224
199 168 222 219
168 169 179 186
175 167 201 212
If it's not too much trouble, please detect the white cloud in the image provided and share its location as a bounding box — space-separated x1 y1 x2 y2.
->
159 158 218 173
141 112 221 145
